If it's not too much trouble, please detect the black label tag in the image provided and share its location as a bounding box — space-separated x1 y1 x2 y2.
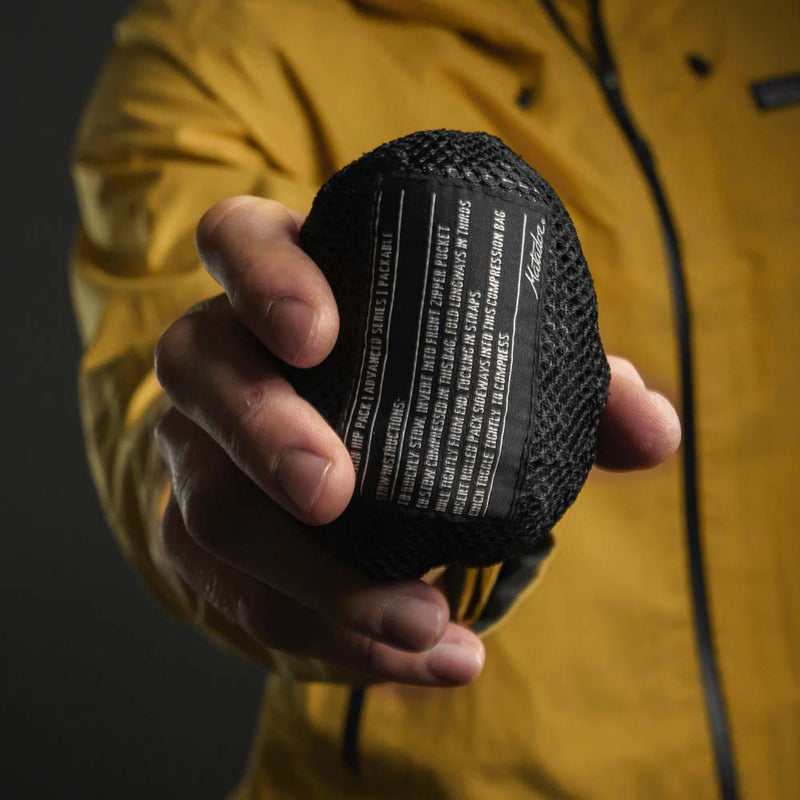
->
751 73 800 110
342 175 547 521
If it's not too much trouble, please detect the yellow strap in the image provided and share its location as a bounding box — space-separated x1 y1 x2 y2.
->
457 563 504 626
453 568 476 621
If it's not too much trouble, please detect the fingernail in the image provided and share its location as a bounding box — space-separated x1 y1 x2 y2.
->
275 450 331 513
380 597 444 651
266 298 317 360
426 642 484 684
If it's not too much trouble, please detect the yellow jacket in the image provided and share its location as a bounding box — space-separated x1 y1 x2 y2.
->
71 0 800 797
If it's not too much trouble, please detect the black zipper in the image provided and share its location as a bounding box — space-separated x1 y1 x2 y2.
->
340 551 472 772
343 686 366 774
539 2 739 797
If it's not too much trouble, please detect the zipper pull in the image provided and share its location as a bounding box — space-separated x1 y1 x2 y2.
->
601 68 620 94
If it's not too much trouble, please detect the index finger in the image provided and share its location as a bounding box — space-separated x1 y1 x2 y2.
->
196 195 339 368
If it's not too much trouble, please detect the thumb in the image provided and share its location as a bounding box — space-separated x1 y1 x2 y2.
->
595 356 682 470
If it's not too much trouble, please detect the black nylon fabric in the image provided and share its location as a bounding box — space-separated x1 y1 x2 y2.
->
294 130 609 580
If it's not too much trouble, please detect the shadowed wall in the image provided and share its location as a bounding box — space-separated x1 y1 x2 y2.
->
2 3 263 797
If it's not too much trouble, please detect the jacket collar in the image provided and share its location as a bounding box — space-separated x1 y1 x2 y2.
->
353 0 553 55
353 0 688 56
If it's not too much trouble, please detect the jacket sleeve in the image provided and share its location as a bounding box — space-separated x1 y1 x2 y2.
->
69 1 357 680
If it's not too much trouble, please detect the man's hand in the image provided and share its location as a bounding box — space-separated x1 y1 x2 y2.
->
154 196 681 688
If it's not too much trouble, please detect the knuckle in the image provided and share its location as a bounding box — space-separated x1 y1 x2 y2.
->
325 589 362 631
179 470 222 551
202 571 233 617
227 381 284 466
154 407 181 452
235 593 264 639
155 306 232 398
238 377 284 431
184 296 218 318
221 253 252 312
232 278 271 324
154 317 191 389
264 199 300 234
159 501 183 563
239 382 270 421
235 592 283 651
196 196 255 254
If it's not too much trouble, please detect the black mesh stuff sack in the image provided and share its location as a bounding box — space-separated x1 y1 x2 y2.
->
292 129 610 580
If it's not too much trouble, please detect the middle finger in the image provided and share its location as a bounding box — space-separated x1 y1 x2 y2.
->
154 295 354 526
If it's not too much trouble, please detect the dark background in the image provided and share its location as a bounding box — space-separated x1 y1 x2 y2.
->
3 3 263 797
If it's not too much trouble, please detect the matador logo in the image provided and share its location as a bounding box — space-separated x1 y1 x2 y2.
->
524 218 546 298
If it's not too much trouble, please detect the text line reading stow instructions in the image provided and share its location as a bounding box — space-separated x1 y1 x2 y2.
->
344 176 546 520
